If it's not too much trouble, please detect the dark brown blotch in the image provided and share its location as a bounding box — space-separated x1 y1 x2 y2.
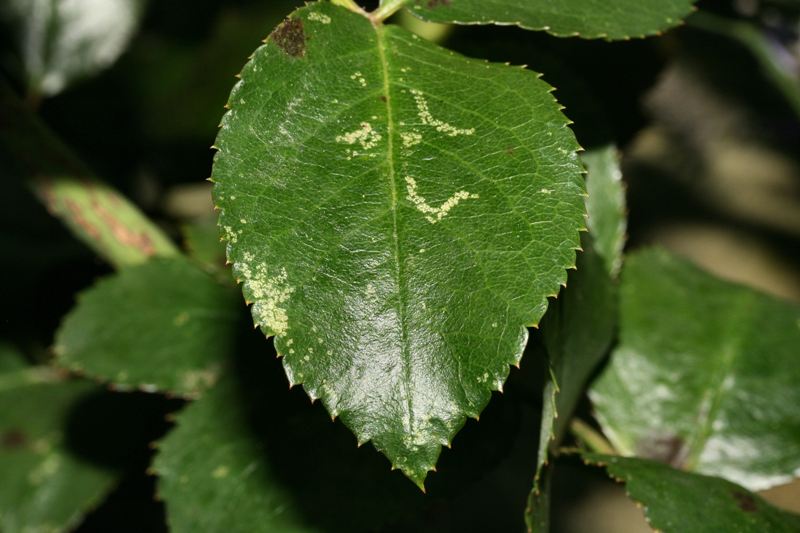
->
271 18 306 58
732 490 758 513
636 434 688 468
1 429 27 449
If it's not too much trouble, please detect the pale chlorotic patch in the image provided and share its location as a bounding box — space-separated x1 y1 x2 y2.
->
410 89 475 137
336 122 382 160
401 131 422 148
350 71 367 88
336 122 381 150
405 176 479 224
212 465 230 479
237 253 295 336
222 225 241 244
307 11 331 24
28 454 61 485
181 367 219 392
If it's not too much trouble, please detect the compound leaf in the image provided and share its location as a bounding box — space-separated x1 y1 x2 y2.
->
583 453 800 533
590 249 800 490
408 0 697 40
212 1 584 487
55 257 242 397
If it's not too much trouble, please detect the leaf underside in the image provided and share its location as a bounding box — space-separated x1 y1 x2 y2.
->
212 2 584 486
591 249 800 491
408 0 697 40
583 453 800 533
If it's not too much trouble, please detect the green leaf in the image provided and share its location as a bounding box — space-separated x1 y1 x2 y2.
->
154 376 312 533
0 343 28 375
0 80 179 268
590 249 800 490
182 220 227 274
583 146 626 277
525 145 623 530
582 453 800 533
154 366 421 533
525 238 617 531
55 257 242 397
407 0 697 40
212 2 584 486
2 0 147 97
0 369 117 532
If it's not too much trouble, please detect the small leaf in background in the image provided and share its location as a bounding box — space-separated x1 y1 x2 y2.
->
582 453 800 533
182 220 227 274
583 145 626 278
0 343 29 374
408 0 697 40
591 248 800 491
213 2 584 486
154 360 422 533
0 81 180 268
525 144 625 531
55 257 242 397
1 0 147 97
154 375 313 533
0 368 116 533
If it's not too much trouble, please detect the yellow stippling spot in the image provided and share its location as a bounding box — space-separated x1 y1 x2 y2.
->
308 12 331 24
410 89 475 137
336 122 381 150
405 176 479 224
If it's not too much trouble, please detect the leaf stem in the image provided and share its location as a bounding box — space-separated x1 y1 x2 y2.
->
370 0 411 24
0 80 179 268
570 419 616 455
330 0 368 16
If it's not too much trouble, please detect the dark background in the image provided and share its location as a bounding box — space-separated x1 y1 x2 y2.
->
1 0 799 531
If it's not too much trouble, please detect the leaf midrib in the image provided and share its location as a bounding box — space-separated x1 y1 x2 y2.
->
376 24 415 439
685 291 757 469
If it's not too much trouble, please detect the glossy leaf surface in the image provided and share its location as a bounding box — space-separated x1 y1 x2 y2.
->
408 0 697 40
0 369 116 532
3 0 147 96
591 249 800 490
583 453 800 533
55 258 242 397
583 145 626 277
525 144 624 530
213 2 584 485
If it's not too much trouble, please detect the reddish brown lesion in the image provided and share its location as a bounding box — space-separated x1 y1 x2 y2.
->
94 200 156 256
1 429 27 449
732 490 758 512
64 198 102 240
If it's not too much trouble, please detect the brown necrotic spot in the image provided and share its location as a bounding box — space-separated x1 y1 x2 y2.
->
2 429 27 449
732 490 758 513
271 18 307 58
